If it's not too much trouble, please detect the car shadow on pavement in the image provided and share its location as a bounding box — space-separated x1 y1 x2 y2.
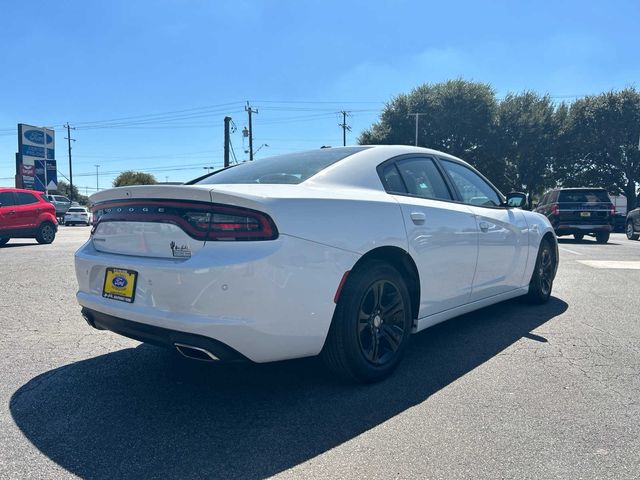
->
0 242 41 248
10 297 567 480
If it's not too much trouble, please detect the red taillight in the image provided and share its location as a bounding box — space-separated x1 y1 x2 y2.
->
609 204 616 216
550 203 559 215
92 201 278 241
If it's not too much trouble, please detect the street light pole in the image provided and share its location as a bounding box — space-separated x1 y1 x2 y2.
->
95 165 100 192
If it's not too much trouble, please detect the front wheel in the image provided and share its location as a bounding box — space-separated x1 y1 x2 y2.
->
524 238 556 304
626 222 639 240
35 222 56 244
321 260 412 383
595 231 610 244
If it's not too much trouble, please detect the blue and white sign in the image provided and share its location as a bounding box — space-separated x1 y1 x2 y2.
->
17 124 56 191
34 159 58 192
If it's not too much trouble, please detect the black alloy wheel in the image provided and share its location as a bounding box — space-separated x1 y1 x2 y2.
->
525 238 556 304
322 260 412 383
626 222 639 240
357 279 406 365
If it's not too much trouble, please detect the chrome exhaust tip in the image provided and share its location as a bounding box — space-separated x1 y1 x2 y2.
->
174 343 219 362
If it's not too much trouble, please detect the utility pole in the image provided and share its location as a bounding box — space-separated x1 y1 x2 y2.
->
223 116 231 168
64 123 76 200
338 111 351 146
95 165 100 192
245 102 258 161
407 113 428 146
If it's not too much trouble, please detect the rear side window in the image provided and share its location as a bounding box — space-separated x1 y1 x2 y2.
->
195 147 369 185
381 164 407 193
15 192 38 205
394 157 452 200
558 190 611 203
0 191 15 207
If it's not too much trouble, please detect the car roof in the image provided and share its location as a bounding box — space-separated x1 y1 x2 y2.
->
305 144 497 192
0 187 46 194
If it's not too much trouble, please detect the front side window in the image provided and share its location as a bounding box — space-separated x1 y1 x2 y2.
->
16 192 38 205
394 157 452 200
440 160 501 207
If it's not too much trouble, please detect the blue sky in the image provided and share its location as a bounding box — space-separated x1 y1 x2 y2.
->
1 0 638 193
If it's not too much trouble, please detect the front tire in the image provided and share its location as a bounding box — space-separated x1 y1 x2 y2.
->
524 238 556 304
626 222 639 240
35 222 56 244
321 260 412 383
595 231 610 244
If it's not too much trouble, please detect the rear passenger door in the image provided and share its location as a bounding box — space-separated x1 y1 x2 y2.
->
0 191 18 234
380 155 479 317
14 192 41 229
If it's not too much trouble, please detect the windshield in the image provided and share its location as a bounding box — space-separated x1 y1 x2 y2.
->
195 147 369 185
559 190 611 203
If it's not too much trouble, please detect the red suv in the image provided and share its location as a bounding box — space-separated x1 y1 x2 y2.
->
0 188 58 246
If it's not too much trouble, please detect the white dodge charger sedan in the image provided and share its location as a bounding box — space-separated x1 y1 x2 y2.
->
75 145 558 382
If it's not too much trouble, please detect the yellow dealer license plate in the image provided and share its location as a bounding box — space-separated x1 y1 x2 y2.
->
103 268 138 303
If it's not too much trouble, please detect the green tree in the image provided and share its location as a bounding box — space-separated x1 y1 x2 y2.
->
55 180 89 205
556 89 640 209
112 171 158 187
496 92 557 205
359 79 506 189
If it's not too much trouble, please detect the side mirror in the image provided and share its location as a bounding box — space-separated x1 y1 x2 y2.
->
505 192 527 209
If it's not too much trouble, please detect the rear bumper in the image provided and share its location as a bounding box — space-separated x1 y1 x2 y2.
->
75 235 359 363
554 224 613 235
81 307 248 361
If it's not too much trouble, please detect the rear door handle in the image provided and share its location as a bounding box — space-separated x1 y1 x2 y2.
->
479 221 490 232
410 212 426 224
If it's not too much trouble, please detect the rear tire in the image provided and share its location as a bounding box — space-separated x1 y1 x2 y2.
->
35 222 56 244
595 232 610 244
524 238 556 304
573 233 584 241
626 222 639 240
0 237 9 247
321 260 412 383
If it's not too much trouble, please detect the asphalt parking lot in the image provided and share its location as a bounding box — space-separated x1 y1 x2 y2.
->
1 228 639 479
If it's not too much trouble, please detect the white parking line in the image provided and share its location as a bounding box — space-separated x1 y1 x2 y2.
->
559 247 583 255
578 260 640 269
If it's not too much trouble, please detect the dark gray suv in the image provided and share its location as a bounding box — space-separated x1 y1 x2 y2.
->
535 188 614 243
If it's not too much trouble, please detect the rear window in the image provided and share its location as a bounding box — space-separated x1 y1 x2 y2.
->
68 207 86 212
558 190 611 203
195 147 369 185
